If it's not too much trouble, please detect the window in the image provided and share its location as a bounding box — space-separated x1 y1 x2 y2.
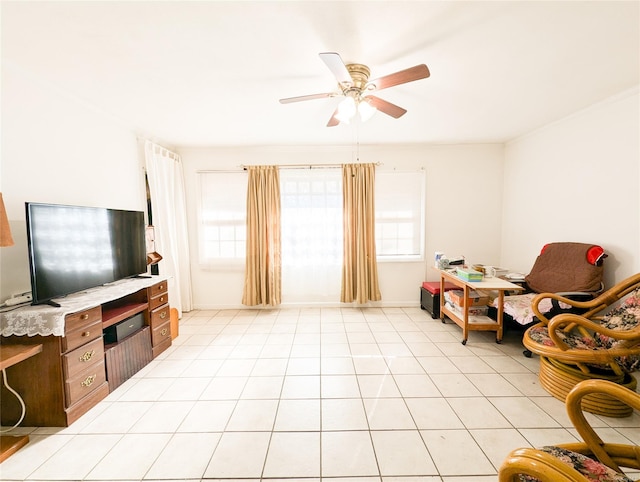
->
280 168 343 302
198 171 247 266
197 167 426 272
375 170 425 260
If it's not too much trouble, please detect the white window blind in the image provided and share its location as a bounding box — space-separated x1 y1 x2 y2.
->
375 170 425 260
197 171 247 266
197 167 425 274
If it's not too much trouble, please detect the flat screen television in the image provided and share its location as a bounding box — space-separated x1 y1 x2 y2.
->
25 202 148 305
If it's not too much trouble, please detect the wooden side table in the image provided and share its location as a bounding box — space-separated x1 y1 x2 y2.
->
435 268 524 344
0 343 43 463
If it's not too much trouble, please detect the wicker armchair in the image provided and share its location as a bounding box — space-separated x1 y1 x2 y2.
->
522 273 640 416
499 379 640 482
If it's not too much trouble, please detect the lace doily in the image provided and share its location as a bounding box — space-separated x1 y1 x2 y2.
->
1 276 168 337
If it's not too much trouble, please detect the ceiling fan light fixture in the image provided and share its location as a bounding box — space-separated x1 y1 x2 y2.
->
358 99 377 122
335 96 357 124
281 53 429 126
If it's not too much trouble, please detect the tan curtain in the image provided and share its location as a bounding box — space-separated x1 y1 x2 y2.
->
242 166 282 306
341 163 381 303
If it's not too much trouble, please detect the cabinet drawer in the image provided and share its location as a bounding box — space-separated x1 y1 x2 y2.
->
149 304 170 328
148 281 168 299
151 319 171 347
152 336 171 358
62 337 105 379
65 359 107 407
149 292 169 311
62 318 103 353
64 306 102 334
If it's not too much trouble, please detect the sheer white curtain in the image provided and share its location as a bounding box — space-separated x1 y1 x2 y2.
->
280 168 343 303
144 140 192 315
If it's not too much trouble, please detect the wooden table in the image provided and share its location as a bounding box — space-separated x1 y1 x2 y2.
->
0 343 43 463
436 268 523 345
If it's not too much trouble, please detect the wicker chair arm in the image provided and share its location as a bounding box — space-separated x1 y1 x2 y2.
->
499 380 640 481
532 292 594 310
548 313 640 343
498 447 590 481
565 380 640 472
542 313 601 350
531 292 604 326
547 313 605 331
531 273 640 325
531 292 581 325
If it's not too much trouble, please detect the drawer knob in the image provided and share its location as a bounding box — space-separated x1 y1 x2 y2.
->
81 375 96 388
159 285 164 290
161 328 168 337
159 311 167 319
79 350 95 362
160 297 165 303
81 314 89 320
82 331 91 338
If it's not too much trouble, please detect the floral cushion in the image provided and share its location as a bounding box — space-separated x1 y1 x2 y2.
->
496 293 571 325
527 287 640 372
594 287 640 372
599 287 640 331
527 325 639 372
516 446 634 482
527 325 602 351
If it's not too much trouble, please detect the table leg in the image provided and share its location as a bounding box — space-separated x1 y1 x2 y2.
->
439 276 446 323
496 291 505 343
461 285 469 345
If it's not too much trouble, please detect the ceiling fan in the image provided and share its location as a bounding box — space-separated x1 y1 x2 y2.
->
279 52 430 127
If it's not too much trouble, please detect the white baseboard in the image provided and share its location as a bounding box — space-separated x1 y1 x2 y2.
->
189 300 422 311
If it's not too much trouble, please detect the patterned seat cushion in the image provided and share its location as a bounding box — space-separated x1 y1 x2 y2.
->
594 287 640 372
516 446 634 482
598 287 640 331
527 325 602 351
527 325 639 372
527 287 640 372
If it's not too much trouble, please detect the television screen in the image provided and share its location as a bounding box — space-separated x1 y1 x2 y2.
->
25 203 148 305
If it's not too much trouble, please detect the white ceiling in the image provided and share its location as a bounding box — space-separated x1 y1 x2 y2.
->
2 1 638 148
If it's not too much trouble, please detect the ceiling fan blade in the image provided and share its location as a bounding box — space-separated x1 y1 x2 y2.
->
279 93 334 104
367 64 430 91
366 95 407 118
327 108 340 127
319 52 352 86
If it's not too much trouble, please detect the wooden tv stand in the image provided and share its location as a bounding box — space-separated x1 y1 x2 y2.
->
0 276 171 427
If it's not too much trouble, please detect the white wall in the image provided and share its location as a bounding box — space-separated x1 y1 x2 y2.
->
180 143 505 309
0 64 145 301
4 60 635 309
501 88 640 289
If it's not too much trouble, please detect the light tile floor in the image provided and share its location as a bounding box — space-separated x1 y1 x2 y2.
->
1 307 639 481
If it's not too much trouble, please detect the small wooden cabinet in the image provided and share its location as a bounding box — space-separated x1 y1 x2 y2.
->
0 277 172 427
148 281 171 358
0 306 110 427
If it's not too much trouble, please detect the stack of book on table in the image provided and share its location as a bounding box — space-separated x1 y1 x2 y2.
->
456 267 483 282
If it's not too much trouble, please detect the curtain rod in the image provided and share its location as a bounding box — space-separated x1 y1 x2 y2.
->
239 162 382 170
139 137 181 161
